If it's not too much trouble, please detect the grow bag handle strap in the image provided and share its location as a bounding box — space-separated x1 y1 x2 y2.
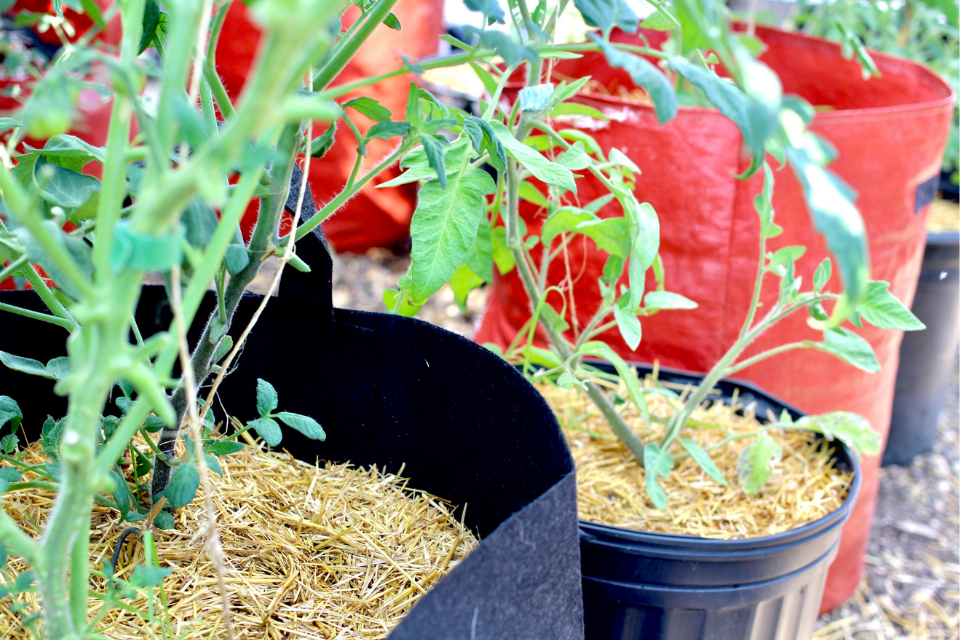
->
276 162 336 326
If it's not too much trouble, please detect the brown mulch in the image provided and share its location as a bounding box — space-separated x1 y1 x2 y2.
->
330 246 959 640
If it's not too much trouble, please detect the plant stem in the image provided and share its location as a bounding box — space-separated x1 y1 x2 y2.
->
0 302 74 330
312 0 401 92
724 341 810 376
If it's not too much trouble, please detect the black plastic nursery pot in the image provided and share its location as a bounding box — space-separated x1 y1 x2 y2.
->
884 230 960 467
573 364 861 640
0 175 585 639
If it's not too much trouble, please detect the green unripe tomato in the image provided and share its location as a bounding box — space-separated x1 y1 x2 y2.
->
25 110 72 140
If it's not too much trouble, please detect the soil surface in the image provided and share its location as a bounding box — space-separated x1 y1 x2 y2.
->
329 248 959 639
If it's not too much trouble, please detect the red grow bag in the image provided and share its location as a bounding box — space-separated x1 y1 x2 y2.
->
215 1 443 252
475 25 954 611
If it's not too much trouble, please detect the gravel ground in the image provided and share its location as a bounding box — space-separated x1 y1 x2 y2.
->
330 248 960 639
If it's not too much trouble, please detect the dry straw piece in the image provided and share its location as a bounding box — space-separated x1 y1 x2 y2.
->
0 439 478 639
538 376 852 539
927 199 960 233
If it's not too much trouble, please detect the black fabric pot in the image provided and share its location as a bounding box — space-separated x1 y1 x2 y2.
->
884 231 960 466
940 170 959 202
576 365 861 640
0 176 585 639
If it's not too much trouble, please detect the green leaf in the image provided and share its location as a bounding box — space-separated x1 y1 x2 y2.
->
153 511 175 530
404 133 466 181
382 11 401 29
110 469 130 518
490 121 576 193
408 167 497 304
40 417 62 457
0 352 53 379
579 341 650 430
463 0 506 25
0 467 21 494
0 397 22 433
464 221 493 283
519 84 554 113
462 116 506 173
574 0 639 33
590 36 677 124
344 97 392 122
558 129 603 156
462 28 537 66
256 379 278 416
39 134 106 167
383 288 423 317
754 163 783 238
613 304 642 350
813 258 832 293
224 244 250 275
0 435 18 455
680 438 728 485
143 415 165 433
669 56 772 171
182 199 218 249
810 328 879 373
516 182 546 208
737 431 781 494
419 134 451 189
450 262 485 312
310 122 337 158
109 220 181 274
34 157 101 209
643 291 697 310
642 443 668 509
549 103 609 122
129 564 173 589
491 227 515 275
558 142 592 171
573 218 629 258
790 411 880 458
163 464 199 509
205 440 245 457
0 118 22 133
541 207 597 247
784 125 869 309
275 412 326 441
641 9 679 30
80 0 106 28
204 454 222 476
138 0 161 54
367 121 411 141
248 417 282 446
857 281 924 331
766 246 806 270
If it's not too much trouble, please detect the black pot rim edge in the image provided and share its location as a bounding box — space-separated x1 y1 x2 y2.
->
572 360 863 551
927 230 960 246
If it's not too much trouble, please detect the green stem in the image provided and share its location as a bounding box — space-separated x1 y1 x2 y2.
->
294 142 410 240
0 302 73 330
203 1 236 120
312 0 402 92
724 341 810 376
0 254 29 281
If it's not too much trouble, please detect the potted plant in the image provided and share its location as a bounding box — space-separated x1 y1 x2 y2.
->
790 0 960 466
0 0 588 636
473 13 954 609
380 1 924 637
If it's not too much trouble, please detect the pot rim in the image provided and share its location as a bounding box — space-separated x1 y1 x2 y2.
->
574 360 863 551
926 230 960 246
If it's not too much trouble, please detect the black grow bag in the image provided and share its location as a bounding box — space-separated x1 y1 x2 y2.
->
884 230 960 466
0 185 584 639
572 364 861 640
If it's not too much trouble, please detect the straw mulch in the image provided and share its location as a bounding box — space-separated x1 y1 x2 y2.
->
927 198 960 233
0 439 478 639
538 378 852 539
